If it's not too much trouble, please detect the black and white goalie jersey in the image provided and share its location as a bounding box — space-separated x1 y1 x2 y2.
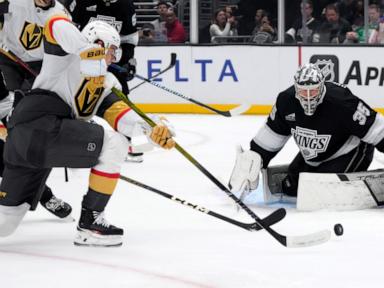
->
251 82 384 167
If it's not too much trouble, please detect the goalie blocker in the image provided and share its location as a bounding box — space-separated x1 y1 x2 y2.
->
263 165 384 211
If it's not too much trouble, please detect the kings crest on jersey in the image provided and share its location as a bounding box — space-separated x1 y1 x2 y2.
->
251 81 384 167
0 0 69 62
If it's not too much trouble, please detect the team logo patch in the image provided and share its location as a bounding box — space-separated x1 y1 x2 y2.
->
19 21 43 50
75 77 105 117
310 55 339 82
87 143 96 152
291 126 331 160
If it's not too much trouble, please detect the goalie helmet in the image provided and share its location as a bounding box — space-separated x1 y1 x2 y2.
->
294 63 325 116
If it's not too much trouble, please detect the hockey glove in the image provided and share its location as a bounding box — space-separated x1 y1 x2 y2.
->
228 146 262 193
121 58 136 82
141 116 175 150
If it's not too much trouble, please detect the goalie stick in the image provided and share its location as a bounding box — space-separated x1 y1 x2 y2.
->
129 52 177 91
112 87 332 248
110 64 250 117
120 175 286 231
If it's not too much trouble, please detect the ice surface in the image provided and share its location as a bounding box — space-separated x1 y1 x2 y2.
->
1 115 383 288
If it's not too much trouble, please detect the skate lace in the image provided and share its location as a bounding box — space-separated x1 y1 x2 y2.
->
45 196 64 211
93 211 110 228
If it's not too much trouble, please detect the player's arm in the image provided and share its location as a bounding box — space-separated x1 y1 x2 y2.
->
45 14 107 77
97 74 175 150
340 87 384 152
229 94 291 192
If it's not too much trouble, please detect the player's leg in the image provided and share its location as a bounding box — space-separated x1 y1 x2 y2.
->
0 164 51 236
281 153 310 197
39 118 128 246
315 142 374 173
0 61 72 218
282 142 374 197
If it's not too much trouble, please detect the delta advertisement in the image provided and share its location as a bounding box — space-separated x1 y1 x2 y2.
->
130 45 384 114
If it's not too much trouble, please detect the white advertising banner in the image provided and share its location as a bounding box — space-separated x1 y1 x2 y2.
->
130 45 384 114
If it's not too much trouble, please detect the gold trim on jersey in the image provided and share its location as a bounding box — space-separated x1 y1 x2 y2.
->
79 47 106 60
44 13 71 44
103 101 130 129
75 76 105 117
19 21 43 50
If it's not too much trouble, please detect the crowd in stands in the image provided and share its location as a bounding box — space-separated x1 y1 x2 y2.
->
136 0 384 45
138 0 186 44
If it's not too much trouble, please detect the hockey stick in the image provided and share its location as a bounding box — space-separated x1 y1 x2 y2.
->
129 52 177 91
112 87 332 247
0 48 38 77
110 64 250 117
133 73 251 117
120 174 286 231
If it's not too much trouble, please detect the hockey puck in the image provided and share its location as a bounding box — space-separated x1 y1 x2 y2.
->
334 224 344 236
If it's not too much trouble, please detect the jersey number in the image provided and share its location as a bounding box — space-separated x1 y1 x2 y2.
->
353 102 370 125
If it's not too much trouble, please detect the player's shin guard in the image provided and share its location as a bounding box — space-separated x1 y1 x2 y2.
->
0 202 30 236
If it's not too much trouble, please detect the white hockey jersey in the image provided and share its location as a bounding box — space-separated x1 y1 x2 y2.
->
33 14 137 137
1 0 69 62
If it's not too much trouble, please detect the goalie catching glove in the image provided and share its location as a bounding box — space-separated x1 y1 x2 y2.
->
228 146 262 193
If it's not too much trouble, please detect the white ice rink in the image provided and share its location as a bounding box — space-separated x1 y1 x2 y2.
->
1 114 384 288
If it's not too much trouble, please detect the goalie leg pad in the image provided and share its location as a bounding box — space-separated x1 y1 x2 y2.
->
297 170 384 211
0 202 30 236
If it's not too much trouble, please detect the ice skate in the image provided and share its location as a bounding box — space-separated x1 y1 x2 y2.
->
74 208 123 247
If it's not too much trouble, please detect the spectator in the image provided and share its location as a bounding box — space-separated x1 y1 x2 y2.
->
139 23 156 44
337 0 363 27
285 0 321 43
150 0 171 41
314 3 352 43
345 4 381 43
209 9 238 43
165 8 186 43
224 5 239 33
250 11 277 43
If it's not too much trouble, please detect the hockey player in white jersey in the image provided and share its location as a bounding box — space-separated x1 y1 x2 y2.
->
0 0 72 219
228 63 384 201
0 17 175 247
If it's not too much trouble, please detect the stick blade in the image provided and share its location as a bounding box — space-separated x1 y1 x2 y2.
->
286 229 331 248
229 103 251 116
170 53 177 66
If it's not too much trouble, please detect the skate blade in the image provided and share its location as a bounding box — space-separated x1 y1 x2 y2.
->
74 229 123 247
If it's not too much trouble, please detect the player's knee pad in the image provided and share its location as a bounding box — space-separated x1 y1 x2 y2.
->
97 130 129 172
0 202 30 237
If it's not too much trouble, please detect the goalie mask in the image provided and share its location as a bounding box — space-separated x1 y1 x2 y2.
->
294 63 325 116
82 20 122 63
